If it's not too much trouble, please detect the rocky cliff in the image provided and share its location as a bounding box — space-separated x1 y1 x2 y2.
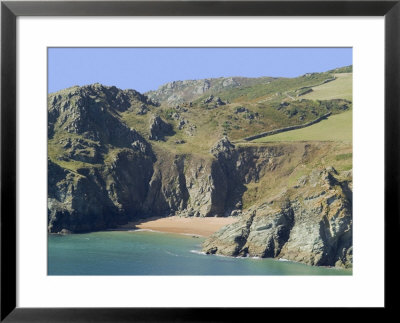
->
145 76 274 105
48 84 232 232
48 83 352 268
48 84 156 232
202 167 352 268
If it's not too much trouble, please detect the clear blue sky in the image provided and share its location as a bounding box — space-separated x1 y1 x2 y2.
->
48 48 352 94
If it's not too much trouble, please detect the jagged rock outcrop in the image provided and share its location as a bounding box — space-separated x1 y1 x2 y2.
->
148 115 174 141
47 84 352 268
202 95 226 108
48 83 156 142
202 167 353 268
142 154 227 217
48 135 294 233
210 136 235 157
145 76 273 105
203 95 214 104
136 104 149 115
48 84 156 233
48 158 122 233
234 106 248 114
56 137 105 163
48 147 155 233
209 137 288 215
48 85 229 232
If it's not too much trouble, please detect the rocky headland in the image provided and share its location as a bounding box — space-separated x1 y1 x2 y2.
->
48 73 352 268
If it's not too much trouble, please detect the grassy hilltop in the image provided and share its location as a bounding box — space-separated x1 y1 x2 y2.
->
49 66 352 162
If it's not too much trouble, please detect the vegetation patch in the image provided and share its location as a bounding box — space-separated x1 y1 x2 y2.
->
301 73 352 101
335 152 352 161
254 110 352 143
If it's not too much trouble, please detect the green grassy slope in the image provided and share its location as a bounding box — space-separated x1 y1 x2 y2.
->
253 109 352 143
193 72 335 104
236 140 353 208
300 73 352 101
48 67 353 167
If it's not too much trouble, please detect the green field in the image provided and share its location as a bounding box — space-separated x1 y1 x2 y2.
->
254 110 352 143
301 73 352 101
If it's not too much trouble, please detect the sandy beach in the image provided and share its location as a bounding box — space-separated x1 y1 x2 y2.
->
118 216 239 237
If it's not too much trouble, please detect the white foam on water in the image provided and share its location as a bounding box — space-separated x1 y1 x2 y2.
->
128 229 164 234
190 250 252 260
190 250 206 255
165 251 179 257
212 253 238 259
180 233 204 237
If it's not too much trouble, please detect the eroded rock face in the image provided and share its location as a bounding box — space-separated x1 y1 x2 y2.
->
202 168 353 268
48 143 230 233
209 137 288 215
202 95 226 108
148 115 174 141
145 79 215 105
136 104 149 115
48 148 155 233
210 136 235 157
48 159 120 233
56 137 105 163
48 84 157 233
48 85 352 268
140 154 227 218
48 84 155 146
145 76 270 106
48 136 291 232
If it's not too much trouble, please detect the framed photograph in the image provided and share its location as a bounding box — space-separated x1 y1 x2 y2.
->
1 0 398 321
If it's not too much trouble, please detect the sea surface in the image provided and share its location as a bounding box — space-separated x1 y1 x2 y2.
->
48 231 352 275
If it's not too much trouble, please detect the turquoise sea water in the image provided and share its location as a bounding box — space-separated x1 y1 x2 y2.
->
48 231 352 275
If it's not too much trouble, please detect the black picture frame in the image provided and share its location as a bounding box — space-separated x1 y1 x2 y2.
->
1 0 399 321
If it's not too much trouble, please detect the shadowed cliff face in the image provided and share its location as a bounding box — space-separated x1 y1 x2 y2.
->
49 134 353 267
47 84 352 268
47 84 294 232
141 154 227 217
48 134 308 231
48 149 154 233
48 84 157 232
